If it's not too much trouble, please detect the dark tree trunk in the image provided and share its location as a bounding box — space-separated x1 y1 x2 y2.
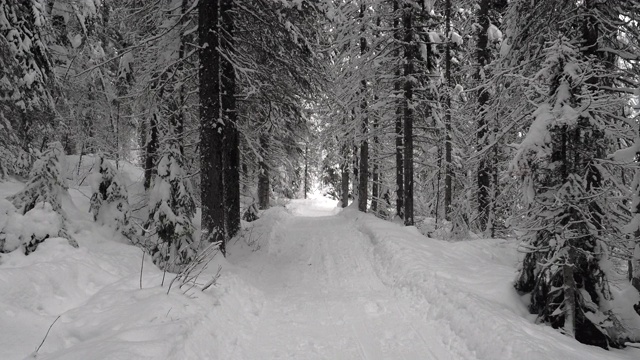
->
258 134 270 210
402 3 414 226
476 0 491 233
221 0 240 241
144 112 158 190
341 143 349 208
171 0 189 153
199 0 225 252
371 115 379 214
304 143 309 199
371 17 381 215
394 0 404 220
352 143 359 201
358 2 368 213
444 0 453 221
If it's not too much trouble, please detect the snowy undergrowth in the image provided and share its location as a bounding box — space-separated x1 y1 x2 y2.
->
341 207 640 360
0 158 267 360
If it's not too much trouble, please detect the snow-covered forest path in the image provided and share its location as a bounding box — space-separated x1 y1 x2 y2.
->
228 199 466 360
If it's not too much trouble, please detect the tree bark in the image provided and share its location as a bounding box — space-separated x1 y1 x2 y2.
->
258 134 270 210
444 0 453 221
144 112 158 190
563 248 576 338
394 0 404 220
221 0 240 241
199 0 225 251
341 142 349 208
633 241 640 292
476 0 491 232
172 0 189 153
403 2 414 226
358 2 368 213
371 114 379 214
304 143 309 199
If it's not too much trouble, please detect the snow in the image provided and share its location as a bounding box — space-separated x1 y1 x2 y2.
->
1 174 640 359
450 31 463 46
488 24 503 43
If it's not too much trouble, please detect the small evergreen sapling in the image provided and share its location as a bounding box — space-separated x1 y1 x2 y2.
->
89 155 135 239
146 137 197 272
5 142 77 253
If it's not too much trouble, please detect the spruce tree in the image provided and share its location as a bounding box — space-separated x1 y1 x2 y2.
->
146 135 197 272
511 36 626 349
89 155 135 239
6 142 77 253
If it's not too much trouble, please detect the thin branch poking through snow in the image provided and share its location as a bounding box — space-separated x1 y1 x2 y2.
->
140 250 145 290
35 315 61 353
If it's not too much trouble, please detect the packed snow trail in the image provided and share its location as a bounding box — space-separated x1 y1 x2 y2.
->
229 199 471 360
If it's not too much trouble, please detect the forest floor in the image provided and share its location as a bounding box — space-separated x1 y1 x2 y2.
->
1 159 640 359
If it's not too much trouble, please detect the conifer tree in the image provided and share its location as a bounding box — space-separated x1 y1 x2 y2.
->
89 155 135 239
508 0 634 344
7 142 77 253
0 0 55 160
146 133 197 272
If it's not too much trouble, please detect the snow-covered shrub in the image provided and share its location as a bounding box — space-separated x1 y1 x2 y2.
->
5 142 77 253
8 142 66 214
146 137 197 272
0 146 9 180
0 200 75 254
242 203 259 222
0 146 30 180
14 150 32 177
0 199 20 252
89 155 135 239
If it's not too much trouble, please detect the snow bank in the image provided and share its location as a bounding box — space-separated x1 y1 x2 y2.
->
341 208 638 360
0 177 266 360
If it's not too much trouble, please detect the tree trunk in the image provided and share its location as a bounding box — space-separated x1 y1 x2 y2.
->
172 0 188 153
403 3 414 226
258 134 270 210
444 0 453 221
352 143 359 204
304 143 309 199
563 253 576 338
358 2 368 213
371 115 379 214
633 241 640 292
144 112 158 190
221 0 240 241
394 0 404 220
199 0 225 252
476 0 491 232
341 143 349 208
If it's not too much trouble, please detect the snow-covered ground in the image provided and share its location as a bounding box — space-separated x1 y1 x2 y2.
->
1 174 640 359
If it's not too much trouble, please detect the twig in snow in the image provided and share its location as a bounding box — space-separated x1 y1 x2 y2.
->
139 250 145 289
35 315 61 353
167 241 221 295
